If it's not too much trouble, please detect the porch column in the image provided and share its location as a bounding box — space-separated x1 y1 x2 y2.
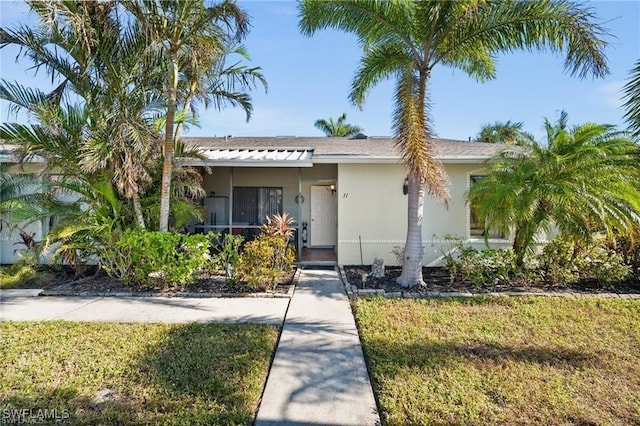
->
297 167 302 261
229 167 233 235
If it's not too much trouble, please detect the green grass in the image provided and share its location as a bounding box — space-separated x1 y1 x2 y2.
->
353 296 640 425
0 322 279 425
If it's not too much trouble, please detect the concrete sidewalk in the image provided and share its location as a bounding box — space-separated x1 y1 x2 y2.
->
0 290 288 324
255 269 381 426
1 271 381 425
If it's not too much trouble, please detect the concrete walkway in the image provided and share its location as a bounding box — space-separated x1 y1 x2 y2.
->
255 269 381 426
0 290 288 324
1 270 381 425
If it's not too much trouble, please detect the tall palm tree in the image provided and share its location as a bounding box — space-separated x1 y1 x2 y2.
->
476 120 534 145
623 59 640 140
124 0 252 232
468 113 640 266
299 0 609 287
2 1 160 228
314 112 363 137
176 43 267 143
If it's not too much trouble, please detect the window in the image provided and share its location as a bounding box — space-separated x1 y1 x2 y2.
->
469 175 503 239
232 187 282 224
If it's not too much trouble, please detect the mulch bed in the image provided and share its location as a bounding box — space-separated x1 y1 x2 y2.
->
40 269 295 297
344 266 640 295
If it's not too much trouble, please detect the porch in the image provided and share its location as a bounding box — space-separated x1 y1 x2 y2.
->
186 163 338 262
300 247 337 266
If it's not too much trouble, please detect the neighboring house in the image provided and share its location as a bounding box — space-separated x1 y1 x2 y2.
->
0 136 510 266
0 146 46 264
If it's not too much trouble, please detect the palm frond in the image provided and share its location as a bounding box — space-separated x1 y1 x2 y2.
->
622 59 640 140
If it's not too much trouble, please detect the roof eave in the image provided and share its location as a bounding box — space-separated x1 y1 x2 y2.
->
312 156 401 164
313 155 493 164
176 159 314 168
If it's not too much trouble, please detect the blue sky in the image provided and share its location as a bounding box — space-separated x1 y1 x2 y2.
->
1 1 638 142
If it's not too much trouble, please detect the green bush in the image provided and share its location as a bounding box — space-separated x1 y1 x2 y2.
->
444 236 633 288
538 237 632 285
236 235 295 291
446 246 519 286
607 233 640 279
0 264 38 289
102 229 211 287
209 233 244 280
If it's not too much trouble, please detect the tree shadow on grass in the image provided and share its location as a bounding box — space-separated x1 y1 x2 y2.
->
132 323 278 425
1 323 279 426
364 338 596 372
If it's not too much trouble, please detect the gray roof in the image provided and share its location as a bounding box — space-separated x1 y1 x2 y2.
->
182 136 503 163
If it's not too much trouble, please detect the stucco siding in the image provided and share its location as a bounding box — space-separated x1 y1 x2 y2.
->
336 162 511 266
337 163 407 265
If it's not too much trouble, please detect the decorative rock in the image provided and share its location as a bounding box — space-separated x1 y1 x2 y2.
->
371 258 385 278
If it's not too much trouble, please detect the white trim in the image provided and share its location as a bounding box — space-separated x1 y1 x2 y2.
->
466 167 489 239
312 156 401 164
177 159 313 168
338 238 514 245
313 155 494 164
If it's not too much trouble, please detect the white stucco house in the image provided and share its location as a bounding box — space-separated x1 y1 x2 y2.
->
1 136 510 265
179 135 510 266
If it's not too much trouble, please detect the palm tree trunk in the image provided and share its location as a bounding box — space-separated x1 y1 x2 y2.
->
132 193 145 228
174 83 196 143
397 175 426 287
159 58 178 232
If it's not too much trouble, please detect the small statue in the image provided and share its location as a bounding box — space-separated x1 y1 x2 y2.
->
371 257 385 278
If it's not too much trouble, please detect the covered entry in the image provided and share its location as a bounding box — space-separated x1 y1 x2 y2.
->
310 185 337 247
178 147 337 262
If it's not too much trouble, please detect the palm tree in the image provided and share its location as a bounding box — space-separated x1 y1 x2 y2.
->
623 59 640 140
468 112 640 266
2 1 160 228
299 0 609 287
176 43 267 143
476 120 534 145
314 113 363 137
124 0 253 232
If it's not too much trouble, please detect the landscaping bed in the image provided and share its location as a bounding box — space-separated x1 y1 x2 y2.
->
343 265 640 297
0 321 279 425
38 269 296 297
353 296 640 425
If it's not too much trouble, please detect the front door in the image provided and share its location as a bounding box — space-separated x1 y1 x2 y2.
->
310 185 337 246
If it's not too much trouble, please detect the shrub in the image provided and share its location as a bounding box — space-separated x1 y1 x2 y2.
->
102 229 211 287
209 233 244 280
606 232 640 278
0 264 37 289
261 212 296 239
236 235 295 291
538 237 632 285
447 246 519 286
390 246 404 266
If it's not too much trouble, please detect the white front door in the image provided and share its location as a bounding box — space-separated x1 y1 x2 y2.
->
310 185 337 246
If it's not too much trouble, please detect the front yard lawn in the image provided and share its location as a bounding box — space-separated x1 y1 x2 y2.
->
0 322 279 425
354 296 640 425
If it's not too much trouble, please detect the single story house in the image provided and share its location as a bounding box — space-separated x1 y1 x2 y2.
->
0 136 511 265
179 135 510 266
